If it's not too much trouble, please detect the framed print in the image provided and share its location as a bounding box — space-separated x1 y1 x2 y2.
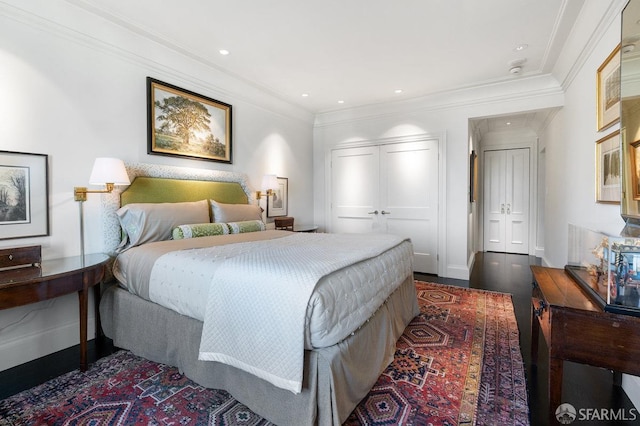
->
630 139 640 200
469 150 478 203
0 151 49 239
267 177 288 218
596 130 621 204
597 44 621 132
147 77 232 163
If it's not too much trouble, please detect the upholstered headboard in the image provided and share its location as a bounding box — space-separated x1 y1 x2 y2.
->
101 162 254 254
120 177 248 206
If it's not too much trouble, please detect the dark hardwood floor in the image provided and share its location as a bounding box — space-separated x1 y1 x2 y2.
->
1 252 637 425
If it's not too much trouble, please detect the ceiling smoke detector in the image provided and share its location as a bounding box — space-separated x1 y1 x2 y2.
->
508 58 526 76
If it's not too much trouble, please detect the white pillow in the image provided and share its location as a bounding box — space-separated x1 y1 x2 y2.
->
210 200 262 223
116 200 210 251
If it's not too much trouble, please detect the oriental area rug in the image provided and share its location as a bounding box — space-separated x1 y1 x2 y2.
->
0 281 529 426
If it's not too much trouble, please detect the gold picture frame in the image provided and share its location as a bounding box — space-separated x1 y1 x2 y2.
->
630 139 640 200
596 44 621 132
596 130 621 204
147 77 232 164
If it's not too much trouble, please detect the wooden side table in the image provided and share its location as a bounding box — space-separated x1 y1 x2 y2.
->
274 216 294 230
531 265 640 424
0 252 110 371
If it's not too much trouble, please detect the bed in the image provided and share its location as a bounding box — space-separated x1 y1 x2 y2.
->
98 163 419 426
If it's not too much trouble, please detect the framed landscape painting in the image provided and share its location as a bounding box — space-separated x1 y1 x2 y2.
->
147 77 232 163
596 130 621 204
0 151 49 239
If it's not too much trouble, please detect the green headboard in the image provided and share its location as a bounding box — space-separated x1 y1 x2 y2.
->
120 177 249 206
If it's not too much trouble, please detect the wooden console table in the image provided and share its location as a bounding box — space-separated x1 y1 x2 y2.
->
531 265 640 424
0 253 110 371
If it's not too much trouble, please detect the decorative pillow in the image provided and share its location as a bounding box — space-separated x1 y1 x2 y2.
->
116 200 210 251
227 220 266 234
210 200 262 223
172 222 230 239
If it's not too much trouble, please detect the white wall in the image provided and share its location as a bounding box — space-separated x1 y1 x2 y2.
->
543 1 626 267
0 0 314 371
313 75 564 279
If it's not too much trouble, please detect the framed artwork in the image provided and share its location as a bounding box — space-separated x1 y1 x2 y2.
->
267 177 288 218
596 44 621 132
0 151 49 240
469 150 478 203
147 77 232 163
630 139 640 200
596 130 621 204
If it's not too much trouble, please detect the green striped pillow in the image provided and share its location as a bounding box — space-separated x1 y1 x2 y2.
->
227 220 266 234
172 222 230 239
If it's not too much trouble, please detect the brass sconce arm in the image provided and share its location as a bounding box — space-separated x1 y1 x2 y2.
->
255 189 274 200
74 183 116 202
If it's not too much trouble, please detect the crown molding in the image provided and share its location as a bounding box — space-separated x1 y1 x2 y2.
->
0 0 315 125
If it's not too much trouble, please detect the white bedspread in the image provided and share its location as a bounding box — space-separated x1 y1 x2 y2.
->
197 232 408 394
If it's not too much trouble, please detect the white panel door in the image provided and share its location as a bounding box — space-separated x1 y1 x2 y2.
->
331 146 381 234
483 148 530 254
483 150 507 252
380 140 438 273
505 149 530 253
331 139 439 274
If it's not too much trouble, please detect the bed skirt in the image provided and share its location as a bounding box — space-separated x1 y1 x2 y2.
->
99 275 418 425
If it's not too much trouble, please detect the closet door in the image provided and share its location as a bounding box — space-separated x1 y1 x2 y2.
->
331 146 381 234
504 149 530 253
380 140 438 273
483 148 530 254
331 139 439 274
483 150 507 252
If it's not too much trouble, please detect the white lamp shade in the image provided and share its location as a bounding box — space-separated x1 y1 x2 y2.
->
89 158 130 185
261 174 279 191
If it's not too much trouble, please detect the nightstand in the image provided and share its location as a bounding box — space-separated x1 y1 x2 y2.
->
0 250 110 371
274 216 294 230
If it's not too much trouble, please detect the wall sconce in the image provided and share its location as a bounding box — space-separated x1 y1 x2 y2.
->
74 158 130 261
256 174 278 200
74 157 130 202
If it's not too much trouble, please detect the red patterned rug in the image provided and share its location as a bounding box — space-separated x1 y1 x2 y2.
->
0 281 529 426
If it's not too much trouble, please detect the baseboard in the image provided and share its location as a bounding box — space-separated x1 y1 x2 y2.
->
0 316 95 372
446 263 470 280
622 374 640 410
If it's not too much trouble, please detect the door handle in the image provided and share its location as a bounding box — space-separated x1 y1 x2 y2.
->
381 210 391 215
367 210 379 215
507 204 511 215
501 204 505 214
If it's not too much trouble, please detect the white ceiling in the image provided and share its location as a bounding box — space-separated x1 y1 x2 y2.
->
72 0 586 115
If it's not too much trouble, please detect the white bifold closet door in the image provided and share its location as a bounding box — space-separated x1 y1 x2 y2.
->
483 148 530 254
331 140 438 274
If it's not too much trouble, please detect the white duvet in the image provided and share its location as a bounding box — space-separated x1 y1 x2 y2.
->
113 231 413 393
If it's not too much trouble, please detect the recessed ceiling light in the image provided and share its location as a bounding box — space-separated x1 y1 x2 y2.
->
514 44 528 52
506 122 512 126
338 100 345 104
394 89 403 94
219 49 230 55
301 93 309 97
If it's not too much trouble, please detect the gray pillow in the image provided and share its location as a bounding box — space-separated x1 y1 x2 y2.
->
210 200 263 223
116 200 210 251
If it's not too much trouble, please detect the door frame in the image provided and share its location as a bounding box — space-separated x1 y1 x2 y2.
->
479 137 539 256
324 132 447 277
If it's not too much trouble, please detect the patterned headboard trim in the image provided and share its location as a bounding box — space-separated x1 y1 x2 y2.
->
101 162 254 253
